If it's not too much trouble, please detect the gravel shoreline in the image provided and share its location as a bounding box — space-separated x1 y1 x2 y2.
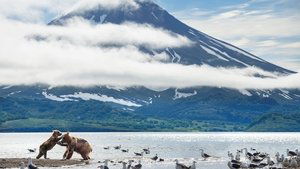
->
0 158 85 168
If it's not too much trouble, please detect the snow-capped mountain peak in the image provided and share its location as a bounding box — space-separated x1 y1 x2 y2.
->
49 0 293 74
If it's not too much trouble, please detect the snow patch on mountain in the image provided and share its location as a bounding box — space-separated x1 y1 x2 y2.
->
217 41 265 63
239 89 252 96
254 90 272 98
89 15 95 21
42 91 141 107
151 12 158 20
188 29 197 37
61 92 142 107
2 85 13 89
201 45 229 61
279 90 292 100
42 91 74 102
7 91 21 96
207 45 249 66
139 97 153 105
173 89 197 100
166 48 181 63
99 14 107 23
279 93 292 100
106 85 127 91
261 90 271 98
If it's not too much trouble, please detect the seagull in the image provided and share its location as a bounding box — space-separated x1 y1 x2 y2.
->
104 146 110 150
122 162 127 169
190 161 196 169
282 158 290 168
296 149 300 156
235 151 241 161
131 160 142 169
275 153 284 163
175 159 190 169
258 162 268 168
20 162 25 169
258 153 267 159
98 160 109 169
290 157 298 168
251 157 264 163
253 152 260 156
248 163 259 168
27 148 36 153
134 152 144 156
199 149 211 159
228 153 241 164
243 148 253 160
158 158 164 162
227 161 241 169
143 148 150 154
122 149 129 153
27 157 38 169
127 160 132 169
287 149 297 156
267 156 275 166
151 154 158 161
114 145 121 150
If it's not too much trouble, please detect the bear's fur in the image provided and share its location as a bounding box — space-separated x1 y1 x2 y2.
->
58 132 92 160
36 130 62 159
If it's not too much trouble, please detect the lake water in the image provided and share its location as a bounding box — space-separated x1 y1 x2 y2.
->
0 132 299 169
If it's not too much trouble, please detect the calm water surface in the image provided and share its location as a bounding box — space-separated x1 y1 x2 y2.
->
0 132 299 169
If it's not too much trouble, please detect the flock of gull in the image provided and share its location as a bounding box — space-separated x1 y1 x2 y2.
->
97 146 300 169
20 147 300 169
97 146 211 169
98 145 161 169
227 148 300 169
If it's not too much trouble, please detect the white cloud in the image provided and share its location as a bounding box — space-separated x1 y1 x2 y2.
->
0 0 299 90
0 0 77 23
0 0 139 23
230 38 300 68
273 60 300 73
0 18 299 90
67 0 140 15
28 18 192 50
183 12 300 39
281 42 300 49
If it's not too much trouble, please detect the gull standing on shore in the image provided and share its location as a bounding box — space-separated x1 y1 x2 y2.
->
27 157 38 169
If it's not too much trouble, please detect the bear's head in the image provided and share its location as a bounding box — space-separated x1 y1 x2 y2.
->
52 130 62 138
60 132 72 144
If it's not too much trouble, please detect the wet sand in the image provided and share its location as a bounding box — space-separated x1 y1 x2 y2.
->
0 158 85 168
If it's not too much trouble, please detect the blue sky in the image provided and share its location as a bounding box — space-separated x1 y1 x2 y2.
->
155 0 300 71
156 0 247 11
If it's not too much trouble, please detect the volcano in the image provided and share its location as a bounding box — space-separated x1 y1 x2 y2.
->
49 0 292 73
1 0 299 132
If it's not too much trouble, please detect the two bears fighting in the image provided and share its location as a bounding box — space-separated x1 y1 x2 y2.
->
36 130 92 160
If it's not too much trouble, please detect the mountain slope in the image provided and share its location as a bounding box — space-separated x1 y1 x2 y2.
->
49 0 293 73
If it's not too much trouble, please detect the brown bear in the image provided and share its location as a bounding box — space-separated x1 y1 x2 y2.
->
58 132 92 160
36 130 62 159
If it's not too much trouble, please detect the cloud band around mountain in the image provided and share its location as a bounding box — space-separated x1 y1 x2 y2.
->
0 18 299 90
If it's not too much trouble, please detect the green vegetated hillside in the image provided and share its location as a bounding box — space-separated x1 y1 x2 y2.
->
247 113 300 132
0 96 246 132
1 86 300 132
